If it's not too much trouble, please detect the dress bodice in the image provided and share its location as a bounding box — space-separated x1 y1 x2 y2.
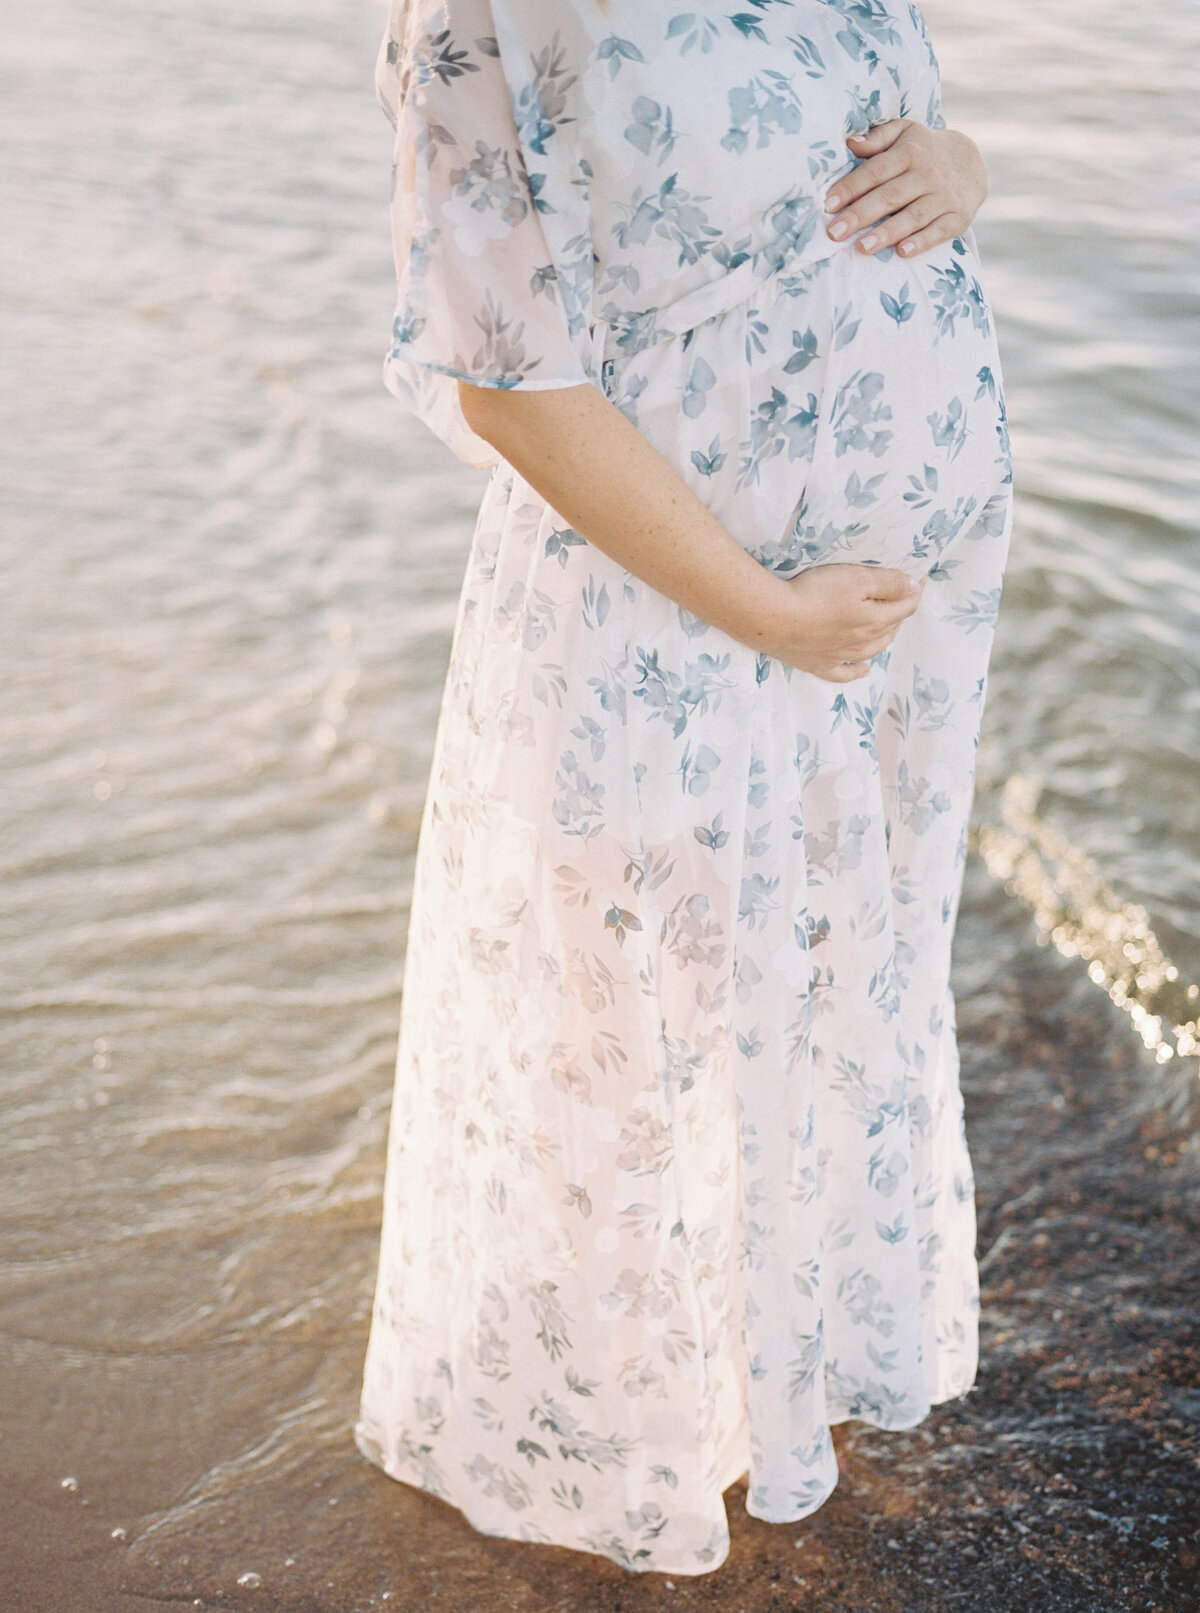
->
571 1 944 322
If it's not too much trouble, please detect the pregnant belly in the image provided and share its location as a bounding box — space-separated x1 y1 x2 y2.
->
617 231 1011 586
764 235 1011 579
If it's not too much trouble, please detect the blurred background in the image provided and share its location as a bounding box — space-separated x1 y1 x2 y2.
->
1 1 1198 1609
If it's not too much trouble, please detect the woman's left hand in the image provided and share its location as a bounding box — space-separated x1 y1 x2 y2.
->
824 120 989 259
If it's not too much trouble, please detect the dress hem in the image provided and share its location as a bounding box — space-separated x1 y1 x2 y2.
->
741 1370 979 1527
353 1366 977 1573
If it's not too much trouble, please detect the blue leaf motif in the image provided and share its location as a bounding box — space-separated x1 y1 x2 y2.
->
730 13 769 43
783 327 819 374
680 741 721 796
690 434 728 476
787 32 826 76
545 526 586 567
665 12 721 52
845 470 886 508
582 577 610 629
682 356 716 419
880 286 915 325
832 304 862 349
875 1215 909 1244
694 810 730 850
597 35 646 78
624 96 660 155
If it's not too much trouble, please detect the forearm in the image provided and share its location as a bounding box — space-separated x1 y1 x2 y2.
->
457 378 794 655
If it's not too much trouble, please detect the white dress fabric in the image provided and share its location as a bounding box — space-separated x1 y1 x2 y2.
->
356 0 1013 1576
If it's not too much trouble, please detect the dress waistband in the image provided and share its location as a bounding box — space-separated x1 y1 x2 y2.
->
586 155 862 386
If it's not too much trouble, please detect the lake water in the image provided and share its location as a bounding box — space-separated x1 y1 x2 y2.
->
1 1 1198 1609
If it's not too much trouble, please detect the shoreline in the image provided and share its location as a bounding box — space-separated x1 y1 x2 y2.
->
4 861 1197 1613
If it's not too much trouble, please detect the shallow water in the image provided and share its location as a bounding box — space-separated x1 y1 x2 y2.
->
1 0 1198 1609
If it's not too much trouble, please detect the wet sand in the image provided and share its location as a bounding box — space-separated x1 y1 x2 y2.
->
5 862 1197 1613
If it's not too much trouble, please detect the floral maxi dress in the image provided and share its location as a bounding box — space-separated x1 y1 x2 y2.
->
355 0 1013 1576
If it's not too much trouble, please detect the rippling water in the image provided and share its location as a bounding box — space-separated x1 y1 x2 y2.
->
2 1 1198 1609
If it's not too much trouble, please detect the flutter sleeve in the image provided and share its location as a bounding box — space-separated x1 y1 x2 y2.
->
375 0 592 467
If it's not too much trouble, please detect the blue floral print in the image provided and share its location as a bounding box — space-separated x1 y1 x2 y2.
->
358 0 1012 1578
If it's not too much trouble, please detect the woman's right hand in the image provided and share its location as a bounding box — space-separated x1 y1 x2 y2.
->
457 379 929 682
768 563 927 681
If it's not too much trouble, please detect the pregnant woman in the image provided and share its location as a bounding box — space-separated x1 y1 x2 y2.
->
355 0 1012 1576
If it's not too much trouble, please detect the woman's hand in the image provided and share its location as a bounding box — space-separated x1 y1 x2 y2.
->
459 379 927 684
768 565 928 682
824 120 988 260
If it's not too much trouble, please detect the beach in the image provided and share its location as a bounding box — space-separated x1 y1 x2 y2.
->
2 0 1198 1608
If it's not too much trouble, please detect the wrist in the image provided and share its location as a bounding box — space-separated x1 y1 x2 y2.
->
727 568 803 660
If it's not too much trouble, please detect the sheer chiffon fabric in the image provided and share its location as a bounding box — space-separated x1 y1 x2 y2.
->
356 0 1012 1574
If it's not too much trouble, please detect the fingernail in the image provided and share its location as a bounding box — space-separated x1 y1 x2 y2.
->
826 192 843 210
860 232 878 251
828 219 849 239
899 240 915 255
